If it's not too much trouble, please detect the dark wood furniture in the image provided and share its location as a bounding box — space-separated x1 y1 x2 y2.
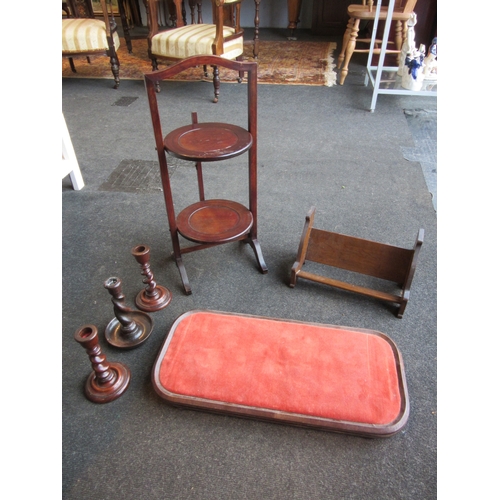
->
312 0 351 36
131 244 172 311
146 0 244 100
287 0 303 35
103 277 154 348
62 2 71 16
121 0 304 59
62 0 121 88
290 206 424 318
152 310 409 437
251 0 302 57
74 324 131 403
116 0 134 52
144 55 267 295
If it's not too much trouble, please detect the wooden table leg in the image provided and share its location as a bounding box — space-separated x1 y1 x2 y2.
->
287 0 303 39
252 0 303 56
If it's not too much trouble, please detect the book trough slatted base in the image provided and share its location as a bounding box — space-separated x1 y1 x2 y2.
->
290 207 424 318
152 310 409 437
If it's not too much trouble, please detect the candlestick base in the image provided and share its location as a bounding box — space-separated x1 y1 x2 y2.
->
85 362 131 403
105 311 154 349
135 285 172 312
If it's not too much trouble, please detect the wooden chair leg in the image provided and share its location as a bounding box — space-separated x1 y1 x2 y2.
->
117 0 133 53
337 18 354 70
212 65 220 103
394 20 403 51
339 19 360 85
402 20 408 48
109 51 120 89
236 55 244 83
151 56 160 92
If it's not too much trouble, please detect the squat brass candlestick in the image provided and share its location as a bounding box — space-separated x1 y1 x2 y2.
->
104 276 154 349
74 324 131 403
131 244 172 312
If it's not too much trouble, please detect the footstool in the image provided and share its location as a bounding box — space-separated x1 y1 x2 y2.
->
152 310 409 437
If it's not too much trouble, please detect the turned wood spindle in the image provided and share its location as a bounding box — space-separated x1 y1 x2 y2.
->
74 324 131 403
104 276 154 349
131 244 172 312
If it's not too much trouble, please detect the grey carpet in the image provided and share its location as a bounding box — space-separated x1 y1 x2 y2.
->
402 108 437 211
62 44 437 499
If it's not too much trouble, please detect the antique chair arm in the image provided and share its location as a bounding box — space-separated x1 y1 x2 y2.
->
212 0 226 55
147 0 159 38
211 0 242 55
188 0 203 23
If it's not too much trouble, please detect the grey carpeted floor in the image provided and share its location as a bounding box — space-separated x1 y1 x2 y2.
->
62 30 437 499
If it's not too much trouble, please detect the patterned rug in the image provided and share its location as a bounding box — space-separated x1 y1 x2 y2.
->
62 38 337 86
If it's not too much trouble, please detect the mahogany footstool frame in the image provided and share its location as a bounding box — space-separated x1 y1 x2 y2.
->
152 310 410 437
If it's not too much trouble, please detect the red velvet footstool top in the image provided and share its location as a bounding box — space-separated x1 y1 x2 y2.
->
152 310 409 437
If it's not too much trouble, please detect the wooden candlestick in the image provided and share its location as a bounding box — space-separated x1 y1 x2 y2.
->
74 324 131 403
104 276 154 349
131 244 172 312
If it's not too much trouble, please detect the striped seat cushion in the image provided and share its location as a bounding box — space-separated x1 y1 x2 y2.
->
62 18 120 53
151 24 243 60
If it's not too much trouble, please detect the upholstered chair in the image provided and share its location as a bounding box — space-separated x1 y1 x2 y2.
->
62 0 121 89
146 0 244 102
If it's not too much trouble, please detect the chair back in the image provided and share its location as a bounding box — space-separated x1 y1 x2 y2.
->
65 0 116 31
148 0 241 29
213 0 242 30
147 0 189 39
65 0 94 17
147 0 242 55
66 0 115 18
170 0 189 27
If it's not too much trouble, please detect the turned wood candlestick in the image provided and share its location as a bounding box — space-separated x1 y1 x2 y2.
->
74 324 131 403
104 276 154 349
131 244 172 312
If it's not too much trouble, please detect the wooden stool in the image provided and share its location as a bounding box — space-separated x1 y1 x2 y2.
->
144 56 268 295
152 310 409 437
290 207 424 318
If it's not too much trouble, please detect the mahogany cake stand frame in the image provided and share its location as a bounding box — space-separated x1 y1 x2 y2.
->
145 56 268 295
